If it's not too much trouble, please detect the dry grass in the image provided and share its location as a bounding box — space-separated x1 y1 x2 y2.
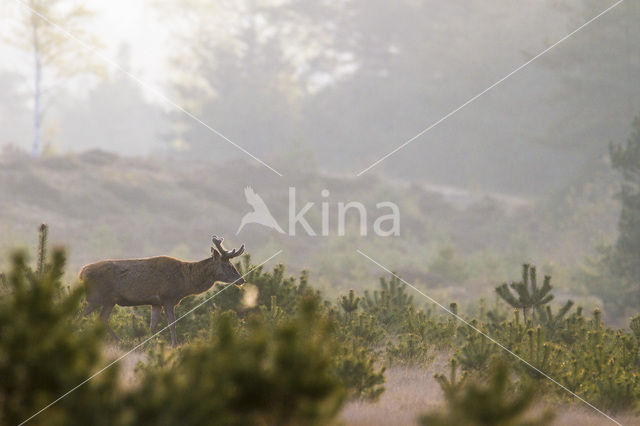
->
341 351 640 426
102 344 147 388
551 406 640 426
341 352 450 425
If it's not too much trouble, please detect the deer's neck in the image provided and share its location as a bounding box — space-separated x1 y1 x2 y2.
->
188 258 218 295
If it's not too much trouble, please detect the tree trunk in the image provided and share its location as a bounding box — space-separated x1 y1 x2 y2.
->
31 21 42 156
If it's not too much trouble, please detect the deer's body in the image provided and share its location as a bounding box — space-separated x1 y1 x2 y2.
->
81 256 218 307
81 237 245 346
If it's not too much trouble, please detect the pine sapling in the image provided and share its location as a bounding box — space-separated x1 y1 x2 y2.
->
495 264 554 321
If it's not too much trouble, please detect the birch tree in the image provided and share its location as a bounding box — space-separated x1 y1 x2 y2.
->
6 0 103 155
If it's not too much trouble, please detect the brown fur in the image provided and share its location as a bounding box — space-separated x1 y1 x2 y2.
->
80 240 245 346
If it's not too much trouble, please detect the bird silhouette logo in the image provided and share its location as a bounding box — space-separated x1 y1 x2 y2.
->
236 186 285 235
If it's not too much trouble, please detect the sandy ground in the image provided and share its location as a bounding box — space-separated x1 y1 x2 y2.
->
341 352 449 426
341 352 640 426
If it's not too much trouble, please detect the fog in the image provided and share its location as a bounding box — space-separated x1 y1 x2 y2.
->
4 2 640 424
1 0 637 189
0 0 638 306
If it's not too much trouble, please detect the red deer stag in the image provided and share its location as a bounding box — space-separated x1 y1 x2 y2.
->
80 236 245 346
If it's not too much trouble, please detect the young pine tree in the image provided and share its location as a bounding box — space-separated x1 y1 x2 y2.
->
420 360 554 426
128 297 346 426
0 248 122 426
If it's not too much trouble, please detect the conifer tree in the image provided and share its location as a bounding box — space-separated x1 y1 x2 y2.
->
0 247 122 425
420 361 554 426
608 116 640 307
339 289 360 316
495 265 553 321
129 297 346 426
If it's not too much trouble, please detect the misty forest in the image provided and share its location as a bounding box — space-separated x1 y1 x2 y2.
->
1 0 640 425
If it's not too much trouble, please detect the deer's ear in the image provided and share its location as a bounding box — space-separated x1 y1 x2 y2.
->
211 247 221 259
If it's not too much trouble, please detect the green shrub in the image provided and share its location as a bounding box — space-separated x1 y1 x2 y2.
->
334 347 385 401
456 330 496 372
0 248 123 426
363 275 414 330
420 360 554 426
129 297 346 426
511 327 563 383
434 359 466 400
386 332 432 367
338 311 385 349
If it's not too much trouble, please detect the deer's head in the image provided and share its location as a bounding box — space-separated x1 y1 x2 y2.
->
211 236 245 284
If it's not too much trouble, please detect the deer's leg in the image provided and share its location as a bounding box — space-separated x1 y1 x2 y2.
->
100 304 120 342
164 304 178 347
84 302 100 316
150 305 162 333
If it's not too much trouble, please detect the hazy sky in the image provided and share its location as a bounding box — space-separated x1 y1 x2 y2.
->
0 0 577 95
1 0 169 93
1 0 636 182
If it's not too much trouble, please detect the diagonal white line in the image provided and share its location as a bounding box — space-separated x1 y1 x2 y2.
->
13 0 283 177
19 250 283 426
356 0 624 176
356 249 621 425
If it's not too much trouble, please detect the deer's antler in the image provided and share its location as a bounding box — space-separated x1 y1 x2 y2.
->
212 235 245 259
